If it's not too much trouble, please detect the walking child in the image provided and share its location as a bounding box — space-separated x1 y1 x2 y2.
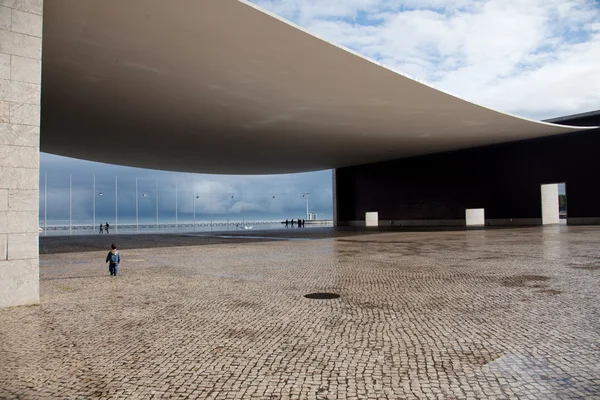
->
106 243 121 276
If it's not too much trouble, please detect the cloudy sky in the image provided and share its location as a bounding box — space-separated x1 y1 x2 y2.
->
253 0 600 119
41 0 599 224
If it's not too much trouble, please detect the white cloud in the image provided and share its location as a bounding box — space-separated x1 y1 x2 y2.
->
251 0 600 119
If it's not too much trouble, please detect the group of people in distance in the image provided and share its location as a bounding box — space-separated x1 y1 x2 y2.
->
284 219 306 228
99 222 111 234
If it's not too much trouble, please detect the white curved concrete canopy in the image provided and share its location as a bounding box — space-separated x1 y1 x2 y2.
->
41 0 591 174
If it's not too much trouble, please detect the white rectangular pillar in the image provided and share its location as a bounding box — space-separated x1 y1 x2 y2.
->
0 0 42 307
466 208 485 226
365 211 378 227
332 169 337 228
541 184 559 225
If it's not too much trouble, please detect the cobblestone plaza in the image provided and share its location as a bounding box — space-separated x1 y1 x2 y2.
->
1 226 599 399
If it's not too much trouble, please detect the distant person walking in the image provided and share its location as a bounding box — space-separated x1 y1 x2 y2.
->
302 219 306 228
106 243 121 276
99 223 104 234
105 222 110 234
285 219 289 228
291 219 295 228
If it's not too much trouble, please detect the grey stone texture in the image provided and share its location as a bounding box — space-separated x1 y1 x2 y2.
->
0 79 41 104
0 52 9 78
10 54 40 83
0 6 10 31
0 188 7 210
0 100 8 122
6 231 37 258
0 122 39 146
0 29 41 59
0 233 6 259
0 227 598 399
0 0 43 15
9 102 39 125
0 0 41 307
8 188 36 210
10 8 42 37
0 142 37 167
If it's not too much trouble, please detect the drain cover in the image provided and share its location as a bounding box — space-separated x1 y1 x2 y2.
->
304 293 340 300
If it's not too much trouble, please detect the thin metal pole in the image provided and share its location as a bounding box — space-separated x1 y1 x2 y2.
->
193 190 196 232
156 177 159 231
306 194 308 220
92 174 95 234
44 172 47 236
115 176 118 233
135 177 139 233
175 179 178 232
209 180 212 232
227 193 231 231
303 192 310 220
69 174 72 235
242 192 244 225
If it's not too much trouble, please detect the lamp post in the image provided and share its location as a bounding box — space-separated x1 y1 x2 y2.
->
44 172 47 236
98 190 104 233
141 191 148 232
142 192 148 232
270 194 275 223
303 192 310 220
69 174 72 235
92 174 95 234
227 193 234 231
194 193 199 231
135 177 139 233
115 176 118 233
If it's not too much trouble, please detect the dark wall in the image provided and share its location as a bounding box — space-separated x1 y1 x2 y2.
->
336 113 600 224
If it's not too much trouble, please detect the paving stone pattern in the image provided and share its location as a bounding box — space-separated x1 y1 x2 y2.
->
1 226 599 399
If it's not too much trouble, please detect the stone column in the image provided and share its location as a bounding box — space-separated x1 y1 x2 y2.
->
0 0 42 307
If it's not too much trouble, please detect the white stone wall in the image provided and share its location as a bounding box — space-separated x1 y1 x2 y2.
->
0 0 42 307
541 184 559 225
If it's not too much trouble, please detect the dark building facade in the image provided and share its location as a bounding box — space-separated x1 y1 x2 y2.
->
335 111 600 226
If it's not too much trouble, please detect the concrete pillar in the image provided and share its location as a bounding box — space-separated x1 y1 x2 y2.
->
0 0 42 308
365 212 378 227
466 208 485 226
541 184 559 225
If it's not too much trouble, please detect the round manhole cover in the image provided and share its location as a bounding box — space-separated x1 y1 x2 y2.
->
304 293 340 300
